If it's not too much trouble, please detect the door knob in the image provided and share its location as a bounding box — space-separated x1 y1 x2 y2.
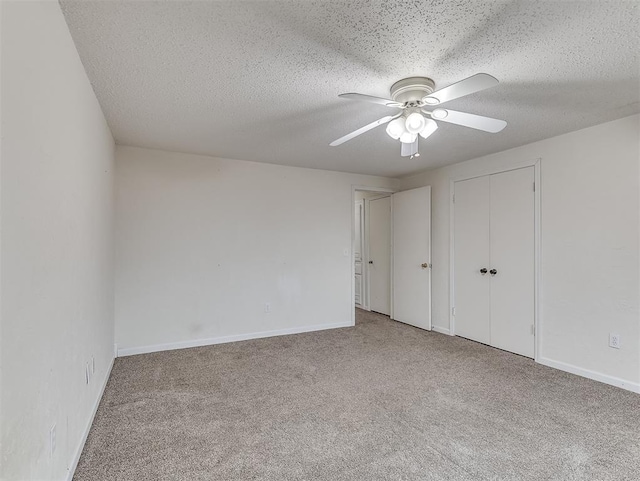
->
490 269 497 276
368 260 374 264
480 268 488 275
421 263 431 269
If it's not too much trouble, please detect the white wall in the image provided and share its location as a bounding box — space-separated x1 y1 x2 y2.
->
115 146 398 355
1 1 115 480
401 115 640 390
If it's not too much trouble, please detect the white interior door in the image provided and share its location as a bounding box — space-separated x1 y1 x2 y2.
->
489 167 535 358
369 197 391 315
453 176 491 344
392 186 431 330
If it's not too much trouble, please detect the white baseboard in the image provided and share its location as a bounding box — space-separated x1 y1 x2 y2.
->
431 325 451 335
66 354 115 481
117 322 352 357
537 357 640 394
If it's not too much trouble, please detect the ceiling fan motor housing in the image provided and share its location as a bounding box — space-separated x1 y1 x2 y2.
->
390 77 435 105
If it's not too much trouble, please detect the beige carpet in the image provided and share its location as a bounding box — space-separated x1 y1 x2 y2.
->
74 309 640 480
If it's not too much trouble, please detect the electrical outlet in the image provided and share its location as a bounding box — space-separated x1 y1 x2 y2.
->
609 333 620 349
50 424 56 457
264 303 271 314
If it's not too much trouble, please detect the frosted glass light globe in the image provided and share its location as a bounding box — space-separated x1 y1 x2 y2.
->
405 112 426 134
399 132 417 144
419 119 439 139
385 117 406 140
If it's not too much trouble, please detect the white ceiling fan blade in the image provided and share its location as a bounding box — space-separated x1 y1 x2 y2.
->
330 114 401 146
422 73 498 105
428 109 506 133
339 93 404 108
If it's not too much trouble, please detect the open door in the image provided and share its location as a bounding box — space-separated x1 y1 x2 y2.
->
369 196 391 315
392 186 431 330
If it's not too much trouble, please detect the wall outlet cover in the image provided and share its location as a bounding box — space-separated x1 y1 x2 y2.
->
609 333 621 349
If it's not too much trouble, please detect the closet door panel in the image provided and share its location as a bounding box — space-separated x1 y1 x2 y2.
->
454 176 491 344
490 167 535 358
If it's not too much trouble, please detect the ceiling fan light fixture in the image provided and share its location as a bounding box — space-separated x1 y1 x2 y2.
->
401 137 419 157
405 112 426 134
385 117 406 140
431 108 448 119
330 73 507 154
399 131 417 143
419 119 438 139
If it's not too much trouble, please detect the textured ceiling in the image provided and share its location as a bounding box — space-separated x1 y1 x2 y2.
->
60 0 640 178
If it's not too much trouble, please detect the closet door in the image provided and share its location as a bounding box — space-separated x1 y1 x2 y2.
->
453 176 491 344
489 167 535 358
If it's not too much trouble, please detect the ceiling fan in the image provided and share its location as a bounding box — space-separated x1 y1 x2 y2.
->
329 73 507 158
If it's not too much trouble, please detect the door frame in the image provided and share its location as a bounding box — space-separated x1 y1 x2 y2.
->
449 159 541 360
351 185 396 326
354 199 365 307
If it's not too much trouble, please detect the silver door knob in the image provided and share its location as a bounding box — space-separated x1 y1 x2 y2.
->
480 268 488 275
490 269 497 276
421 263 430 269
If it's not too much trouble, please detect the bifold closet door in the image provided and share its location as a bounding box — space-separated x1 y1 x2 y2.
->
453 176 491 344
489 167 535 358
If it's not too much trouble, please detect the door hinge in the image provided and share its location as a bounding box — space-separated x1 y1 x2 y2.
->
452 307 456 316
